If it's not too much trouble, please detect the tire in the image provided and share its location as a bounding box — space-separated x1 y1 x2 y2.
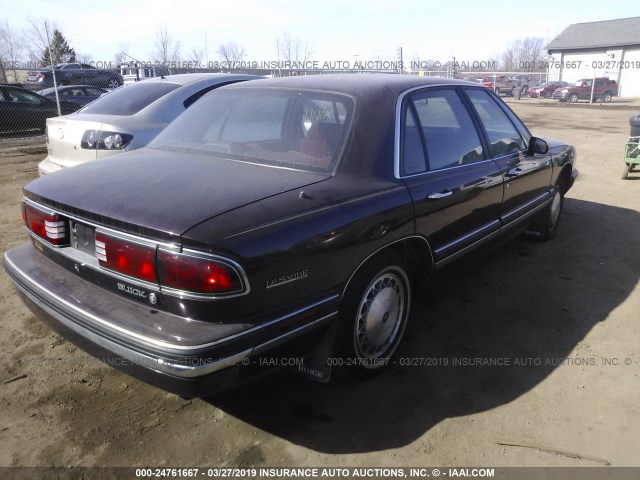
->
107 78 121 89
527 181 565 240
544 91 553 99
622 163 632 179
602 91 612 103
336 251 412 379
568 93 579 103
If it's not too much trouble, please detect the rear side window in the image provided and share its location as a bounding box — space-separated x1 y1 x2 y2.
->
81 82 180 115
465 89 525 157
401 88 484 175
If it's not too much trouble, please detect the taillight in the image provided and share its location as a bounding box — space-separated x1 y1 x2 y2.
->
95 232 157 283
81 130 133 150
158 250 243 294
24 203 69 246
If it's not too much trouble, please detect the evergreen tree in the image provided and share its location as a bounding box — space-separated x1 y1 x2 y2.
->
42 30 76 66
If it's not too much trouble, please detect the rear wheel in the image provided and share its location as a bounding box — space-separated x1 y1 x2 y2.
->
544 91 553 99
107 78 121 89
336 252 412 379
622 162 632 179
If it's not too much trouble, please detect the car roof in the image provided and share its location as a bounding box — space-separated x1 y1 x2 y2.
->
227 73 480 99
139 73 260 87
0 84 38 93
40 85 104 94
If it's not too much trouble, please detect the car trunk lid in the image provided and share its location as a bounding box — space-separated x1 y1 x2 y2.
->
46 115 107 166
24 148 330 243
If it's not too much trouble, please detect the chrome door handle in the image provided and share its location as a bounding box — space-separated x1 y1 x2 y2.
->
507 167 524 176
427 190 453 200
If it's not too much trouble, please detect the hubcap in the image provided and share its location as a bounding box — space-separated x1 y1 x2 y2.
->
549 190 562 228
355 272 405 359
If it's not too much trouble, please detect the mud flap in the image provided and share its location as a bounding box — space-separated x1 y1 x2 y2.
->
525 187 555 238
293 319 337 383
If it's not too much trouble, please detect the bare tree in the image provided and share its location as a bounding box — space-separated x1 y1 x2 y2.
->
76 53 92 64
517 37 545 72
501 47 517 72
500 37 545 72
0 21 23 82
24 18 59 64
277 32 312 65
190 47 206 67
216 42 246 65
153 26 181 65
113 44 129 66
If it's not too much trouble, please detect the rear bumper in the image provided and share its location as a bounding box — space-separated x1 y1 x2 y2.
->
4 244 339 397
38 157 63 176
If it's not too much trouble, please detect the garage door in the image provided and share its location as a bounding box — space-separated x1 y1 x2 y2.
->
620 49 640 97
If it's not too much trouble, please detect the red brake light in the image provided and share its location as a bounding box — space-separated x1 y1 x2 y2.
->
24 203 69 246
95 232 157 283
158 250 242 294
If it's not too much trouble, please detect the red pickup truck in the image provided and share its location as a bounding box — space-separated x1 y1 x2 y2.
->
552 77 618 103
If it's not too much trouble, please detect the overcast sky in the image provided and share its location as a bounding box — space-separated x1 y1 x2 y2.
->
4 0 640 66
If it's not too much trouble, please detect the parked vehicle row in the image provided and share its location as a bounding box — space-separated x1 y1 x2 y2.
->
3 74 577 398
26 63 123 91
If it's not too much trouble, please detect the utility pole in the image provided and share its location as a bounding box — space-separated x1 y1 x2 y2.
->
396 46 403 74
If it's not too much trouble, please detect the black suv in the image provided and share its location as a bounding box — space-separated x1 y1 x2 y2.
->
26 63 123 91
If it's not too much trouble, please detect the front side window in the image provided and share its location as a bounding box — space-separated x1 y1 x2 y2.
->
465 89 525 157
150 88 354 173
401 88 484 175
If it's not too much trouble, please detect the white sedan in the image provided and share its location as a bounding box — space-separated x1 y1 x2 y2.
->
39 73 259 176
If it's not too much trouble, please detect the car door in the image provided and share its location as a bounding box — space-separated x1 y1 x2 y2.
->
399 87 504 266
464 88 553 231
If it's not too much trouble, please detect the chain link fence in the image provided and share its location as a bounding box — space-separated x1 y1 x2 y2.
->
1 63 551 138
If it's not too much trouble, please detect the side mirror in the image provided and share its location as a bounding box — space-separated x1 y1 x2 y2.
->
529 137 549 155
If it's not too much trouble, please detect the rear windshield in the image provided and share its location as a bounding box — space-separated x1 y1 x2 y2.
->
149 88 355 173
80 82 180 115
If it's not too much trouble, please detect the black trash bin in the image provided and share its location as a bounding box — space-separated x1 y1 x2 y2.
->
630 113 640 138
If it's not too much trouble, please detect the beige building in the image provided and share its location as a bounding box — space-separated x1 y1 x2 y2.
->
547 16 640 98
